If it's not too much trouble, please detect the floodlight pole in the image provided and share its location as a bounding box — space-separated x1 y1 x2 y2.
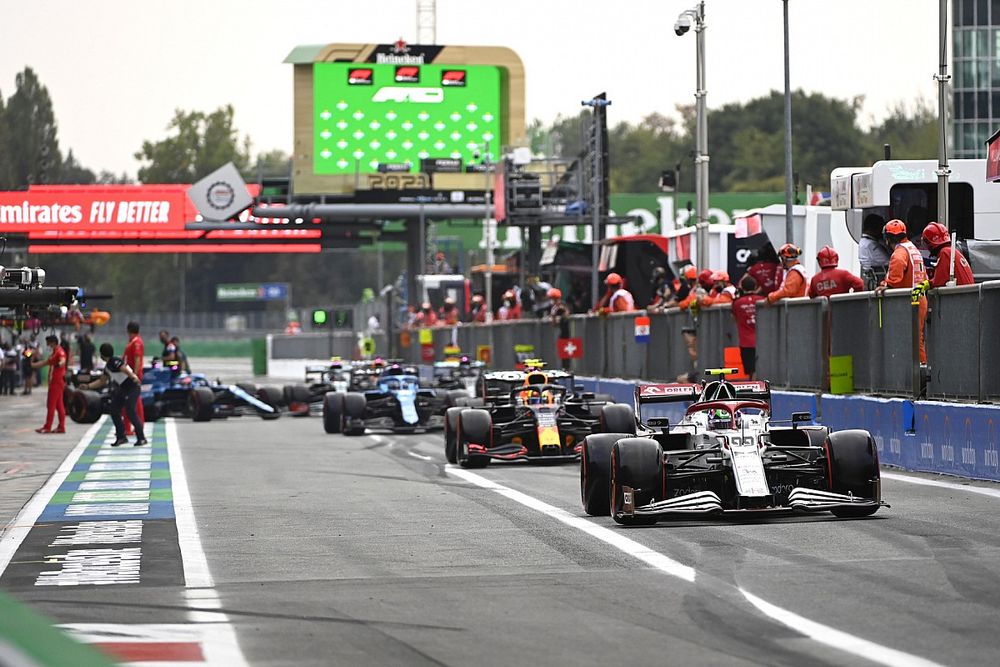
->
783 0 794 245
936 0 951 232
678 2 709 270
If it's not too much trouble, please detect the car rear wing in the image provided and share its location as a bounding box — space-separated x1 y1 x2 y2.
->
635 383 701 405
728 380 771 402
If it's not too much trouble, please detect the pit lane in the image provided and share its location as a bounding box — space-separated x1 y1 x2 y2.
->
4 394 1000 665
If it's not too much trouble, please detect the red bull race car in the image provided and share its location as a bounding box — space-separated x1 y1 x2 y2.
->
445 361 626 467
580 369 886 525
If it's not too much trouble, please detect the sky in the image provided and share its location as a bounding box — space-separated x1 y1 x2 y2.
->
0 0 940 177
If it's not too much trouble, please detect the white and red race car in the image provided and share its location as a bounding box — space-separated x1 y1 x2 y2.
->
580 370 886 525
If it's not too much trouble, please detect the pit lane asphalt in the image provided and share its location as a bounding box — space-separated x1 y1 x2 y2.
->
7 402 1000 665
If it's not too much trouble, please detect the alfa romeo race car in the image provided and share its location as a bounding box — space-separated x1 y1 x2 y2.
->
580 369 886 525
322 363 445 435
445 362 622 467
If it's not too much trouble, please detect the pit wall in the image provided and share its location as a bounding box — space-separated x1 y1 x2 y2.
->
576 377 1000 484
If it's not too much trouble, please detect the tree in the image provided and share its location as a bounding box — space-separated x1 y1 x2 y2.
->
134 105 250 184
3 67 62 188
251 149 291 180
866 100 937 160
56 149 96 184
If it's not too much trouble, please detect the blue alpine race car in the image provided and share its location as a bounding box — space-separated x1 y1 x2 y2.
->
322 364 446 435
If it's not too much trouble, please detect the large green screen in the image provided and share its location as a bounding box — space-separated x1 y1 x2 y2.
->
313 62 503 175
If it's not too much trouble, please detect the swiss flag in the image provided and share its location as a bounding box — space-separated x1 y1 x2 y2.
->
557 337 583 359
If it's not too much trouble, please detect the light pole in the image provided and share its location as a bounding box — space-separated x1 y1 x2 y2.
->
480 145 495 323
676 2 709 271
935 0 951 233
783 0 794 246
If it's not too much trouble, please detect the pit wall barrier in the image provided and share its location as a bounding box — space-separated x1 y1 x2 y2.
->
575 376 1000 484
264 280 1000 402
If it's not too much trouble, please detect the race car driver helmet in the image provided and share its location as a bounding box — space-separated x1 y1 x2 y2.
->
382 363 404 376
816 245 839 269
708 408 732 430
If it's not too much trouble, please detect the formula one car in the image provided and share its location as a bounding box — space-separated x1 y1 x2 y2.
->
282 358 355 416
66 362 280 423
431 357 487 410
322 363 445 435
580 369 886 525
444 361 621 467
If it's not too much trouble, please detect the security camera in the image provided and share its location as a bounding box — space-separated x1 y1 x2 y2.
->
674 15 692 36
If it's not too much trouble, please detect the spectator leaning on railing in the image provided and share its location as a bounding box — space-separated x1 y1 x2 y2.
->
765 244 808 304
875 219 929 365
593 273 635 313
922 222 975 287
702 271 736 306
808 246 864 298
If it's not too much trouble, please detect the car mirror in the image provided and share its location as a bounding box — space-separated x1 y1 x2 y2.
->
791 411 812 424
647 417 670 428
580 391 596 400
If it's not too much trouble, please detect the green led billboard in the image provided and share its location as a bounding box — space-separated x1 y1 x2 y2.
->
313 62 503 175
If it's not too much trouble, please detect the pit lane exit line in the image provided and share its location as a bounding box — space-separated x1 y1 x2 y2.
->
445 465 942 667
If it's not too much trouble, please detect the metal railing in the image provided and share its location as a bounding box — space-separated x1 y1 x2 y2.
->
264 280 1000 402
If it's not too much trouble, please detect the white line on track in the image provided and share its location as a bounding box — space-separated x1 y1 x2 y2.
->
741 589 943 667
882 471 1000 499
446 464 942 667
407 450 434 461
0 416 106 574
165 417 214 590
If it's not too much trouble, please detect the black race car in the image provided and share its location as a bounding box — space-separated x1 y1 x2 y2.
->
444 363 621 467
322 364 446 435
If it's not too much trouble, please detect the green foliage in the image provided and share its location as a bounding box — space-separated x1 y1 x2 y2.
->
2 67 62 187
134 105 251 184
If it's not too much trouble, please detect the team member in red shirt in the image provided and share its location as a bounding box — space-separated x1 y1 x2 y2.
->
31 335 66 433
808 246 865 298
922 222 975 287
124 321 145 436
731 275 766 379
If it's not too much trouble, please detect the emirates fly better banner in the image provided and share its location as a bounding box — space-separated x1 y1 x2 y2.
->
0 186 196 232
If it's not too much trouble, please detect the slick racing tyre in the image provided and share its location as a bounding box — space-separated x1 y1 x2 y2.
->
457 408 492 469
825 430 881 518
342 393 367 436
323 392 345 434
600 404 636 435
580 433 631 516
611 438 663 526
144 401 162 423
256 386 282 420
445 389 468 408
290 383 311 405
188 387 215 422
68 390 103 424
444 406 464 464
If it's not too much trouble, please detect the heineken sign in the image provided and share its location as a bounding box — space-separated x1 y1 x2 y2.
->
216 283 289 302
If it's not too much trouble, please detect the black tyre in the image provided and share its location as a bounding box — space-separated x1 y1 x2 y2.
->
188 387 215 422
144 401 161 423
581 433 631 516
445 389 468 408
611 438 664 526
323 392 345 434
444 407 464 464
256 387 282 420
68 390 102 424
457 409 492 468
600 404 636 435
290 383 311 404
342 393 367 436
826 429 881 518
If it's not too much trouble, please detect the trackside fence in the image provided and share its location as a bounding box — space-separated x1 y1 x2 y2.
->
265 280 1000 403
